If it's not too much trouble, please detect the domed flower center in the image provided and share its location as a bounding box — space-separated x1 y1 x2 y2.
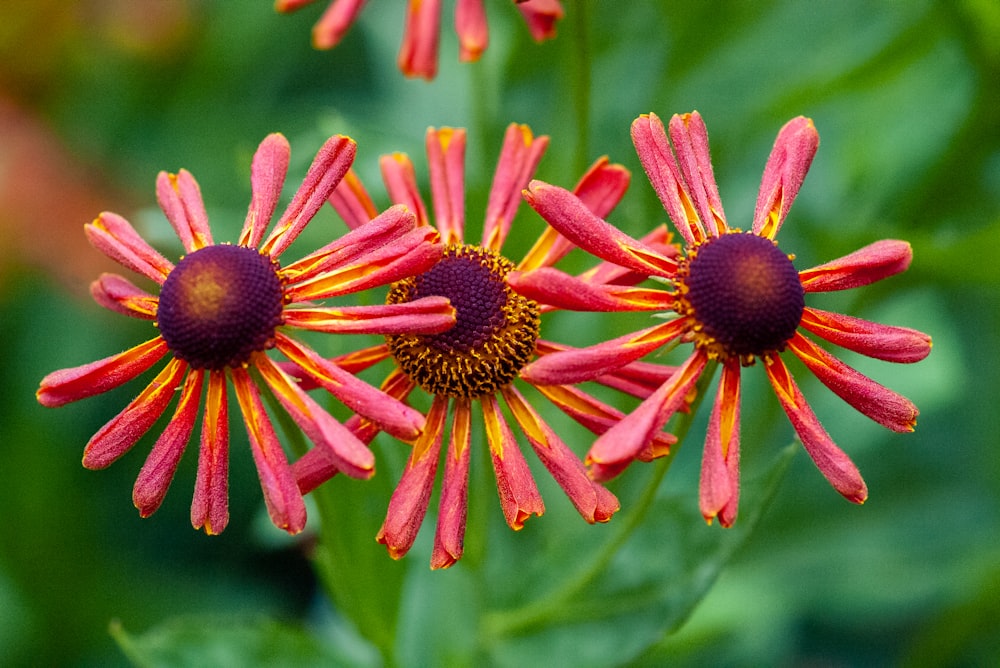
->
157 245 285 369
679 232 804 361
385 244 540 398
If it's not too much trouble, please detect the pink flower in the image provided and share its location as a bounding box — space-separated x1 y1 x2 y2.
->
37 133 453 535
518 111 932 526
274 0 564 79
292 123 678 568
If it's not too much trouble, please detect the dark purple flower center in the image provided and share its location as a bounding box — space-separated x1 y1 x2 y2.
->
683 232 804 359
157 245 285 369
385 245 540 398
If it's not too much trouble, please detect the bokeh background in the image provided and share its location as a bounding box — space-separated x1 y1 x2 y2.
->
1 1 997 665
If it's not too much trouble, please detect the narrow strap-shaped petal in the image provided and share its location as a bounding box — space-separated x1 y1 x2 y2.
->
426 127 466 245
311 0 368 49
523 180 678 278
534 340 679 400
192 368 229 534
260 135 357 258
787 332 919 432
668 111 727 237
239 133 290 248
274 332 425 441
431 397 472 569
588 350 708 479
156 170 212 252
398 0 441 80
253 352 375 479
503 385 619 523
231 366 308 534
800 307 931 363
90 273 158 319
700 359 741 526
516 0 563 41
752 116 819 239
283 297 455 335
799 240 912 293
133 369 203 518
274 0 315 10
631 113 706 245
38 337 169 407
763 354 868 503
521 318 686 386
328 168 379 230
377 395 448 559
481 393 545 529
455 0 488 61
577 225 679 287
482 123 548 252
381 153 430 227
508 267 673 312
82 357 187 469
277 344 391 391
85 213 174 284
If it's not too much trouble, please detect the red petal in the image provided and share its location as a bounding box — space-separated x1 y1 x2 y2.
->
667 111 727 238
699 360 741 526
398 0 441 80
482 123 547 251
509 267 673 312
90 273 157 320
239 133 290 248
311 0 366 49
426 127 467 245
752 116 819 240
431 398 472 569
455 0 488 61
799 240 912 293
192 369 230 534
328 168 379 230
156 169 212 253
85 213 173 284
799 307 931 363
482 394 544 529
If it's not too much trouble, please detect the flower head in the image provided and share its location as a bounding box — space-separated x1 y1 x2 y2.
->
37 133 452 535
519 111 932 526
274 0 564 80
293 123 679 568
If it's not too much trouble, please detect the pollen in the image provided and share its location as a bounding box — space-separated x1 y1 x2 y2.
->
385 244 540 398
675 232 804 363
157 245 285 369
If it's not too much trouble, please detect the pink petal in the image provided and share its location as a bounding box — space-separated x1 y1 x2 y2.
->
455 0 488 62
381 153 430 227
516 0 563 41
699 360 741 526
328 168 379 230
90 273 157 320
312 0 367 49
482 393 545 529
239 133 290 249
799 240 912 293
82 358 187 469
799 307 932 363
431 398 472 569
426 127 467 245
578 224 680 287
156 170 213 253
38 337 169 408
764 354 868 504
398 0 441 80
482 123 548 251
508 267 673 312
84 213 174 284
192 369 230 534
752 116 819 239
667 111 727 237
282 297 455 335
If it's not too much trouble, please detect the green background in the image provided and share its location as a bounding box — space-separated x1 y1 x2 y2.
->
1 1 996 665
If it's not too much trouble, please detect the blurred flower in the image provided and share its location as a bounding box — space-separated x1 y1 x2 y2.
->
274 0 563 80
37 133 452 535
518 111 932 526
293 123 679 568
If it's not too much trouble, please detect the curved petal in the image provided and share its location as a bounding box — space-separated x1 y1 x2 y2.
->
752 116 819 239
800 307 931 363
191 369 229 534
667 111 727 238
508 267 673 312
311 0 367 49
156 170 212 253
700 359 741 526
482 393 544 529
38 337 170 408
799 240 912 293
426 127 466 245
282 297 455 335
90 273 158 319
455 0 488 61
431 397 472 569
398 0 441 79
764 354 868 504
240 133 290 249
381 153 430 227
85 213 173 284
328 168 379 230
483 123 548 252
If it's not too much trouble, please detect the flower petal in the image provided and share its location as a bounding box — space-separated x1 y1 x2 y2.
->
752 116 819 239
398 0 441 80
156 169 213 252
764 354 868 504
482 393 544 529
455 0 488 61
239 133 290 249
90 273 158 319
282 297 455 335
192 369 229 534
82 357 187 469
328 168 379 230
431 397 472 569
516 0 563 41
38 337 169 408
85 213 174 284
799 307 932 363
312 0 367 49
700 359 741 526
508 267 673 312
483 123 548 251
667 111 727 238
381 153 430 227
799 240 912 293
426 127 467 245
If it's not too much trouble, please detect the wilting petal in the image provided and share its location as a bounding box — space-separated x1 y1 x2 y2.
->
764 354 868 503
431 398 472 569
455 0 487 61
260 135 357 258
799 240 912 293
787 332 919 432
667 111 728 238
799 307 932 363
90 273 157 319
523 181 677 278
328 168 379 230
84 213 173 284
156 170 212 252
378 395 448 558
82 358 187 469
253 352 375 479
398 0 441 80
38 337 169 407
516 0 563 41
588 351 708 479
482 393 545 529
133 369 203 517
426 127 467 245
483 124 548 252
381 153 430 227
192 369 229 534
522 319 686 386
240 133 290 248
231 367 308 534
283 297 455 335
312 0 367 49
509 267 673 312
752 116 819 240
700 359 741 526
